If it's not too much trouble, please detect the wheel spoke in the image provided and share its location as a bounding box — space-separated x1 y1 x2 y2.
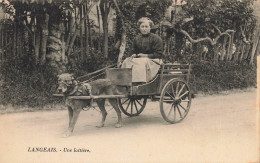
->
136 99 143 107
173 106 176 121
125 100 131 112
131 100 133 114
171 84 176 97
168 104 174 117
176 105 183 118
165 90 175 100
178 104 187 112
177 84 186 97
176 82 179 95
179 91 189 99
181 100 190 102
120 97 147 117
133 100 139 112
121 98 130 105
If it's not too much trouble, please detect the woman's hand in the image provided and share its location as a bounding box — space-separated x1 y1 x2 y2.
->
131 54 137 58
137 53 148 58
131 53 149 58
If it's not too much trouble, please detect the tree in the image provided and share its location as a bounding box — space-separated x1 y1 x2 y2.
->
100 0 111 59
159 0 257 64
0 0 99 73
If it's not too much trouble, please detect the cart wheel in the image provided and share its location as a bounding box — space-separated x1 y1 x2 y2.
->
119 96 147 117
160 79 191 124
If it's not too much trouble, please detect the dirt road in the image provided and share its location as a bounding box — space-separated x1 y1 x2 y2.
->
0 89 259 163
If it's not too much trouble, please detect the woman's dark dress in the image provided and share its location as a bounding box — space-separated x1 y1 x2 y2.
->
132 33 163 59
122 33 163 83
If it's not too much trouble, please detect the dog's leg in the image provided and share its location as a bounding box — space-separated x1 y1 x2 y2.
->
67 106 73 127
108 98 122 128
63 106 73 136
96 99 107 128
63 108 81 137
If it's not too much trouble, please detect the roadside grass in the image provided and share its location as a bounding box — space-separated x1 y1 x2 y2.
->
195 87 257 97
0 87 256 114
0 103 66 114
0 59 256 114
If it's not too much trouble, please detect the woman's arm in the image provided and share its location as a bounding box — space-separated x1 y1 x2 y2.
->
150 34 163 59
131 37 138 56
137 34 163 58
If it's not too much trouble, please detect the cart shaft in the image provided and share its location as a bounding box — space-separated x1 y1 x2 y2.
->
53 94 128 99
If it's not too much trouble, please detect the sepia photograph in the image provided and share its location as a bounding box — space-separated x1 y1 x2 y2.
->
0 0 259 162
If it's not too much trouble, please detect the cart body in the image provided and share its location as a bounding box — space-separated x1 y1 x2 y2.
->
106 63 193 123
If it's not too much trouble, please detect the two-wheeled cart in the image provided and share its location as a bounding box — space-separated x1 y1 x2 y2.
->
56 63 193 124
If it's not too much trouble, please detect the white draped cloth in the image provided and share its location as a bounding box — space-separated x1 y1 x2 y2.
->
121 57 162 83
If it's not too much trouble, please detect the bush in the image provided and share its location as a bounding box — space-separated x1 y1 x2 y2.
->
0 49 116 108
192 60 257 93
0 56 60 107
0 53 257 108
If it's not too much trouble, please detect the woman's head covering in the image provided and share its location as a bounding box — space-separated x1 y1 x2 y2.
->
137 17 154 28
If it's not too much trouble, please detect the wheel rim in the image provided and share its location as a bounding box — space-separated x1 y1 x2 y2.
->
160 79 191 123
119 96 147 117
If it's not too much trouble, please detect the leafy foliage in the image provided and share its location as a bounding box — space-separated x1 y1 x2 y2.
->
193 61 256 93
0 0 258 108
113 0 171 57
0 56 59 107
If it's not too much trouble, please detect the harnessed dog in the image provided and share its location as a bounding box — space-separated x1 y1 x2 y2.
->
57 73 126 137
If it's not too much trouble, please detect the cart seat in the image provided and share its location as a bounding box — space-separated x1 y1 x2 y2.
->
158 63 192 74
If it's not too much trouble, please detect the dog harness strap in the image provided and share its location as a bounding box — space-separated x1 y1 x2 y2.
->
84 83 94 106
69 85 78 95
81 85 86 95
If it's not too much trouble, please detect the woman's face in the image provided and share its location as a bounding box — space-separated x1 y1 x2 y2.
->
139 22 151 35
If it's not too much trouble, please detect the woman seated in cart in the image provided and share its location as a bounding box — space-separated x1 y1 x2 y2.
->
121 17 163 84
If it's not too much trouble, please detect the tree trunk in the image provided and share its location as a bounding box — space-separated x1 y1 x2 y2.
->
87 15 93 52
84 3 89 58
103 21 109 58
234 38 242 62
67 27 80 57
66 11 76 51
197 43 202 61
243 44 250 60
100 0 110 59
175 32 184 61
250 25 260 65
117 26 126 66
244 31 253 59
60 22 66 64
220 36 227 60
34 29 41 64
213 44 220 64
61 35 66 63
80 5 85 62
13 20 17 57
96 5 101 51
226 36 231 61
112 0 126 66
239 43 245 62
40 12 49 65
254 38 260 58
46 4 68 74
18 28 22 58
227 32 234 60
0 26 2 62
47 23 67 74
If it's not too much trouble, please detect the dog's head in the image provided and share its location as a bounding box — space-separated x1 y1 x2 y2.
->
56 73 76 95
